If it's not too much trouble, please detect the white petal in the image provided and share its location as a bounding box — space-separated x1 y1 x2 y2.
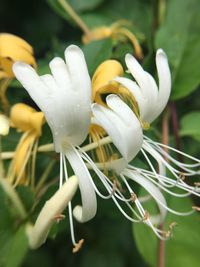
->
27 175 78 249
125 169 167 224
64 45 91 101
155 49 171 120
114 76 146 115
92 95 143 162
64 144 97 223
49 57 70 89
12 62 50 110
125 54 151 100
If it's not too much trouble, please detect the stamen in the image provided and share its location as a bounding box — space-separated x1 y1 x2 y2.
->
72 239 84 253
53 214 66 223
131 193 137 202
59 152 63 188
143 211 149 221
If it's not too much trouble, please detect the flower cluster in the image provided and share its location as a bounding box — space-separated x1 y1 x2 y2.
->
12 45 200 252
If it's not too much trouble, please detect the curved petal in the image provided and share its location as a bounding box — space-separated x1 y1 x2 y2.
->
27 175 78 249
64 45 91 102
63 143 97 223
125 169 167 224
12 62 50 110
155 49 171 120
49 57 70 90
92 95 143 162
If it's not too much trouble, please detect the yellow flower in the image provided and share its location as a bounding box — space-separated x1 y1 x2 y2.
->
7 103 45 186
0 33 36 78
0 33 36 112
82 20 143 60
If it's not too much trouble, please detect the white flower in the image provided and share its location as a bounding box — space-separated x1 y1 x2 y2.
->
89 50 200 239
13 45 97 249
13 45 145 249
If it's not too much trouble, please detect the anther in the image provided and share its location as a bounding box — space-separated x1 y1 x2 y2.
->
72 239 84 253
192 206 200 212
143 211 149 221
164 222 177 238
130 193 137 202
53 214 66 223
179 173 185 181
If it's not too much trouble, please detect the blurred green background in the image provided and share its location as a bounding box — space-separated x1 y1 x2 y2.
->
0 0 200 267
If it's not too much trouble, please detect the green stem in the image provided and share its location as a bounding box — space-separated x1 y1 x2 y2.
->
58 0 91 35
0 178 27 219
1 136 112 160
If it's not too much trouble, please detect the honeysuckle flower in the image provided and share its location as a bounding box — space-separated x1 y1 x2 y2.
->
90 49 200 238
13 45 99 250
8 103 45 186
82 20 143 59
114 49 200 189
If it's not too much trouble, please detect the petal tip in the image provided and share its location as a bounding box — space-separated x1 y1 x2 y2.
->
12 61 32 76
65 44 83 55
157 49 167 58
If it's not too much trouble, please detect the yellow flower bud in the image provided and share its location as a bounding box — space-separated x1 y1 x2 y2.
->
0 33 36 78
10 103 45 136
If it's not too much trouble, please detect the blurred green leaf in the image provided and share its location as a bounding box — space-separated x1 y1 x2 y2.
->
67 0 104 12
16 186 35 211
82 38 112 75
155 0 200 99
180 112 200 141
133 195 200 267
4 227 29 267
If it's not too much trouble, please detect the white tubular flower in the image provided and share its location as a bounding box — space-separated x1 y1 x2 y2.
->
27 175 78 249
114 49 171 124
13 45 97 249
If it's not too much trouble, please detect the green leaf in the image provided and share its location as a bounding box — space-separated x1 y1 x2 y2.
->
155 0 200 99
4 227 29 267
180 112 200 141
67 0 104 12
82 38 112 75
133 195 200 267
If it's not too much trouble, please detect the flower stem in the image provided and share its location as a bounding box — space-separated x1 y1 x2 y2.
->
0 178 27 219
157 108 170 267
170 102 183 162
1 136 112 160
58 0 91 35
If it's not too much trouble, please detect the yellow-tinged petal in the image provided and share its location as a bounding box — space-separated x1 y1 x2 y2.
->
92 60 124 102
10 103 45 136
0 33 36 78
12 133 36 184
0 114 9 136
